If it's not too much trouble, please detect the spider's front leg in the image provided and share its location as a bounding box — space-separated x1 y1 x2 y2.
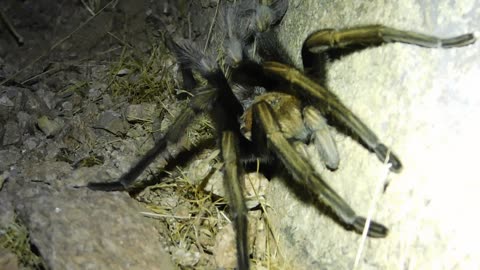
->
263 61 402 172
304 25 476 54
252 100 388 237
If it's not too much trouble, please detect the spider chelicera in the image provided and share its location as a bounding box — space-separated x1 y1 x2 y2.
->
88 1 476 269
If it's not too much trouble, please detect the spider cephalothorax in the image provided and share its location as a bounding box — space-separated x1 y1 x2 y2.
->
88 1 476 269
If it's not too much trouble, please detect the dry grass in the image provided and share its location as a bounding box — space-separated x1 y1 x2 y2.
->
0 220 45 269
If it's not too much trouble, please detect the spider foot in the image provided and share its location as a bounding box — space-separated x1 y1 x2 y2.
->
374 143 402 172
353 216 388 238
439 33 476 48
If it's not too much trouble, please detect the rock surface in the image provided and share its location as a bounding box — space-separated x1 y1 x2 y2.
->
0 0 177 269
269 0 480 269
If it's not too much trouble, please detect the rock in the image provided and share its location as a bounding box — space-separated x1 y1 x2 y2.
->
23 136 40 150
2 121 20 145
23 89 52 118
0 94 15 122
0 185 15 225
39 90 56 110
125 103 157 123
8 184 175 270
116 68 130 77
203 169 224 197
0 171 7 191
87 87 102 100
44 140 63 160
0 248 19 270
172 247 200 267
16 111 35 134
186 149 220 184
0 95 14 107
68 166 115 188
0 148 21 172
244 173 269 210
37 116 63 137
102 94 113 108
95 110 128 135
22 161 72 186
200 0 217 8
270 1 480 269
213 224 237 269
60 101 73 112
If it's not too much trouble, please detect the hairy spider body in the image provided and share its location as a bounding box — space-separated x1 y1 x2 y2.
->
88 1 476 269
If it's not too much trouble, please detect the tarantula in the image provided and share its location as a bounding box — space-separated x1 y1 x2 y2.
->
88 1 476 269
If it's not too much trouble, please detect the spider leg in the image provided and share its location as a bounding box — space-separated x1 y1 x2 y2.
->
253 0 289 33
89 37 243 191
304 25 476 54
220 0 289 66
171 38 252 269
87 87 217 191
252 100 387 237
262 61 402 172
221 131 249 270
221 2 251 66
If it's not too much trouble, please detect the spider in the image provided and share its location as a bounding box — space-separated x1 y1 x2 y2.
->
87 1 476 269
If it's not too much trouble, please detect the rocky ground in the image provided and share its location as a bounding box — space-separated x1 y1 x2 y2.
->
0 0 247 269
1 0 479 270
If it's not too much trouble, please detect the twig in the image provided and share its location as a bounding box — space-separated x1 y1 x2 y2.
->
141 211 211 220
253 160 286 262
79 0 96 15
0 0 117 86
353 160 392 269
0 10 24 46
203 0 221 52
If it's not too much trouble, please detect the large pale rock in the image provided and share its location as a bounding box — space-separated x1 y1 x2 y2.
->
267 0 480 269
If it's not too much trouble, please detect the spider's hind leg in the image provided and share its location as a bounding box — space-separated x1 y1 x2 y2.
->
252 100 388 237
221 131 250 270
